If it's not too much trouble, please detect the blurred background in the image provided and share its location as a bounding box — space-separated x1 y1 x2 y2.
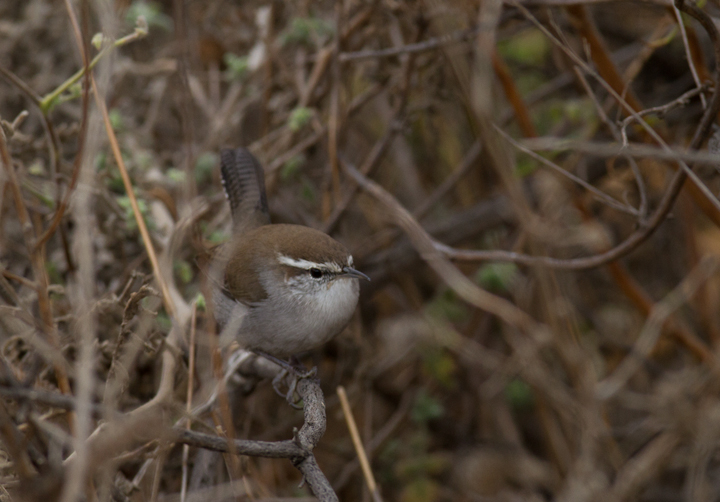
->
2 0 720 501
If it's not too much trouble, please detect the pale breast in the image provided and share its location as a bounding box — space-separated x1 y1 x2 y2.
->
237 275 360 356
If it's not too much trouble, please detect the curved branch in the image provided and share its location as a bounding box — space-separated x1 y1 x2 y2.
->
172 429 305 458
179 376 338 501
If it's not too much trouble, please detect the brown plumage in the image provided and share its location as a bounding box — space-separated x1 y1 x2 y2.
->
223 224 351 305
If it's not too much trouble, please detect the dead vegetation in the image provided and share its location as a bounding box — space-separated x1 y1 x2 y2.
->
2 0 720 500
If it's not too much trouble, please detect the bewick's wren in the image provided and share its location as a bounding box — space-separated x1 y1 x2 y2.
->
212 147 369 358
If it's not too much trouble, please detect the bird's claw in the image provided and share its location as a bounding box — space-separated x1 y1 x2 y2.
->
258 351 316 407
271 366 317 408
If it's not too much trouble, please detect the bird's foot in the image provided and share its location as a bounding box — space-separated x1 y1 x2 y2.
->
255 351 317 407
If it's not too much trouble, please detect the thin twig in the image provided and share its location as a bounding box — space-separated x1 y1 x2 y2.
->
35 125 89 252
337 386 383 502
495 126 640 216
357 140 484 261
572 66 648 218
520 137 720 165
339 26 479 61
90 75 176 319
620 85 708 142
39 19 148 113
673 4 707 109
596 256 720 399
0 94 73 416
180 303 197 502
322 123 400 234
333 391 412 492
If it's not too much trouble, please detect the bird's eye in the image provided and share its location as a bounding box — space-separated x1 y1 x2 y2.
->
309 268 323 279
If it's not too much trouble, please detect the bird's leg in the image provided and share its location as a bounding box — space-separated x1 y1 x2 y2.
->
254 351 317 407
288 355 317 379
270 368 294 404
284 355 317 406
254 350 295 373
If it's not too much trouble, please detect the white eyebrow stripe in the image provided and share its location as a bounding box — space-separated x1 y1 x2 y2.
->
277 254 342 272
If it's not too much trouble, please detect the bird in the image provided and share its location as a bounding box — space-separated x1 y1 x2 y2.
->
211 147 369 393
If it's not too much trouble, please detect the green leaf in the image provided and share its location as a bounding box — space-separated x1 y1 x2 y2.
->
174 260 193 284
133 149 154 171
400 478 439 502
411 389 444 424
45 261 62 285
281 154 305 181
425 289 469 323
505 378 534 411
476 262 518 292
422 347 457 389
125 1 172 31
95 151 107 172
396 453 449 479
166 167 186 183
515 153 537 178
300 178 316 203
281 17 334 47
288 107 314 132
107 174 125 193
91 33 105 50
117 195 150 232
223 53 249 81
109 108 124 132
498 28 549 66
156 312 172 331
194 292 206 311
195 152 218 184
208 229 228 244
28 161 46 177
54 82 83 108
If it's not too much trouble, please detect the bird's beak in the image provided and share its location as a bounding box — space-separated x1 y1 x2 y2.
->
342 266 370 281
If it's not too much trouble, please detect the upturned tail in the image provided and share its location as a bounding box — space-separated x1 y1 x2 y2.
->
219 147 271 229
